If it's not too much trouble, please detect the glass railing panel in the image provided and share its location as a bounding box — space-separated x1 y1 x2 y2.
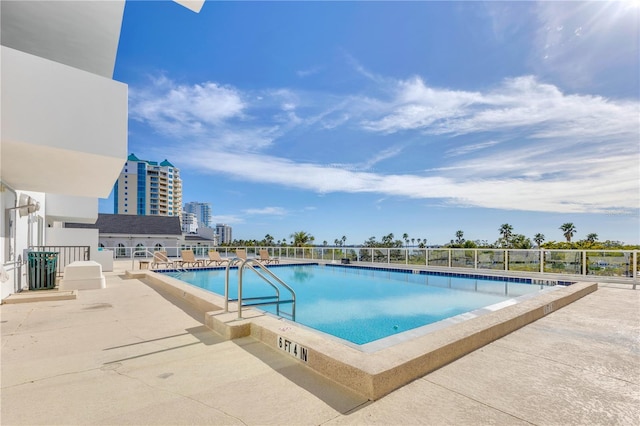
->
477 250 505 270
586 251 632 277
451 249 474 268
508 250 541 272
428 249 449 267
389 249 405 264
408 249 426 265
544 250 581 274
358 248 372 262
372 249 388 263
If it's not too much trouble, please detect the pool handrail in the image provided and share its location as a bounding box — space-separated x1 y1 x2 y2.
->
224 258 296 321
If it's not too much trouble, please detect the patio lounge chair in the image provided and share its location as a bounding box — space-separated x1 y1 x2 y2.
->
178 249 203 268
258 249 279 264
151 251 174 269
206 250 229 266
235 249 247 260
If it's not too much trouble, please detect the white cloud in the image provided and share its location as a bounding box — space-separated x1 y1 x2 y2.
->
130 77 245 137
243 207 288 216
363 75 638 141
173 146 638 215
445 140 501 157
132 72 639 216
211 214 244 224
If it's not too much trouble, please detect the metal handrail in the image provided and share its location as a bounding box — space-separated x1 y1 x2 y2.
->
224 258 296 320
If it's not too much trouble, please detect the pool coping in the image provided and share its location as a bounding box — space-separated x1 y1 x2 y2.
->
126 267 598 400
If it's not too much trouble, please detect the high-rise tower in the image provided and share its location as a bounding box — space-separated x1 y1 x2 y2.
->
113 154 182 217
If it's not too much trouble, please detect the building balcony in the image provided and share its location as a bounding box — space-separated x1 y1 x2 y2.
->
1 46 127 198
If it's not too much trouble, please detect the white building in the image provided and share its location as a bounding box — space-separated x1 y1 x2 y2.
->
216 223 233 245
181 211 198 234
0 0 204 300
184 201 212 228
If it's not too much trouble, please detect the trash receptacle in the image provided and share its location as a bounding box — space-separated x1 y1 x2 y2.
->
28 252 59 290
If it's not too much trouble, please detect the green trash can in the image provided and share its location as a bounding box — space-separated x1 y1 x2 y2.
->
28 252 59 290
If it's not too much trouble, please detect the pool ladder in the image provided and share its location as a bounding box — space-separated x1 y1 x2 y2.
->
224 258 296 321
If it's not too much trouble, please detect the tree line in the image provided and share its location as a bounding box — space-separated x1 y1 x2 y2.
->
217 223 637 250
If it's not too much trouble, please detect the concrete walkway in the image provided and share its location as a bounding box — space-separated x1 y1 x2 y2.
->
1 269 638 425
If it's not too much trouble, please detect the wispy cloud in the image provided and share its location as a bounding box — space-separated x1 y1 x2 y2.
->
445 140 501 157
131 71 639 216
243 207 288 216
362 75 638 140
297 67 322 78
211 214 244 224
130 75 245 136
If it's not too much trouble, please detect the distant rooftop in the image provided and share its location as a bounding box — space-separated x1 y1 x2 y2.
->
67 213 182 235
127 153 176 169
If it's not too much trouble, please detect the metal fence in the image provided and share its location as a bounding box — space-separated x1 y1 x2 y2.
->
110 246 638 281
29 245 90 276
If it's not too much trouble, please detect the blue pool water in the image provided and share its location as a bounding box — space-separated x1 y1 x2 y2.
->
164 264 549 345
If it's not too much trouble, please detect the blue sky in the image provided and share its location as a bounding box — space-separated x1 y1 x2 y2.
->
100 0 640 246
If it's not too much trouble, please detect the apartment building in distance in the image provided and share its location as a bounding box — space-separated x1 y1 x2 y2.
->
181 211 198 234
216 223 233 244
113 154 182 217
184 201 212 228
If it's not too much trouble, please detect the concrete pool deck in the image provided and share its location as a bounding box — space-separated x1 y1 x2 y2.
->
1 263 639 424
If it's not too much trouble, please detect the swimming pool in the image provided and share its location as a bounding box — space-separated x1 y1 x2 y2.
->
165 264 553 345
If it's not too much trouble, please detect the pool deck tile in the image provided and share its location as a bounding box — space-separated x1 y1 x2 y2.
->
1 262 639 425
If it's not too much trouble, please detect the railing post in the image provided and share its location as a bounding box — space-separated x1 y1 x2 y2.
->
426 248 429 267
505 250 508 271
474 249 478 270
633 251 637 289
448 249 452 268
582 250 587 276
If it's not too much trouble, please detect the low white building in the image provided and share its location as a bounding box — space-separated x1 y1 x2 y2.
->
67 214 184 258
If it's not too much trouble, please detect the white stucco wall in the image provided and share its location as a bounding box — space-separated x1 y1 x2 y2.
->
1 46 127 197
46 194 98 224
46 228 99 251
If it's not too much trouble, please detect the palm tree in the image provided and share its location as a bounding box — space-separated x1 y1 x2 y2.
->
402 233 409 247
334 238 340 247
560 223 576 242
411 238 415 247
586 233 598 244
499 224 514 247
341 235 347 246
264 234 274 246
290 231 314 247
534 233 545 248
455 230 465 245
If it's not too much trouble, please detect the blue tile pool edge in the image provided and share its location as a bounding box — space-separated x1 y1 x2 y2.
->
156 262 575 287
